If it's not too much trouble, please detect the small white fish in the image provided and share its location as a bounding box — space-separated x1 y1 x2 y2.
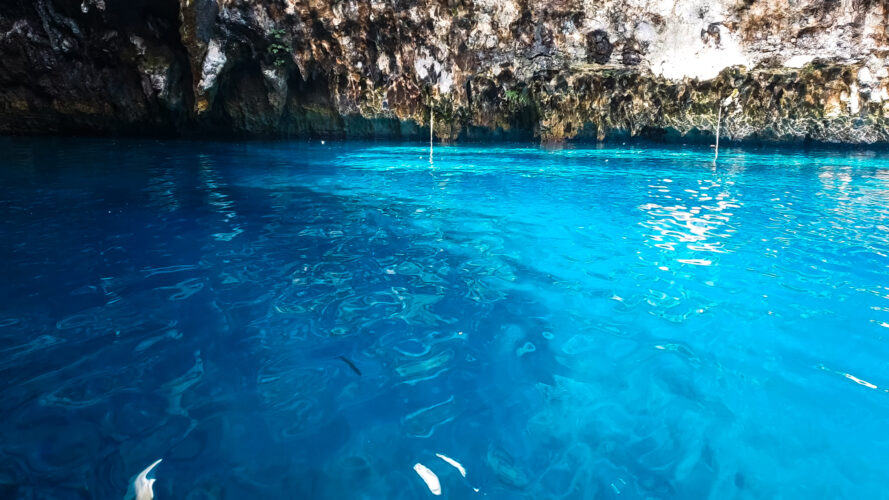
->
125 459 162 500
435 453 466 477
413 462 442 495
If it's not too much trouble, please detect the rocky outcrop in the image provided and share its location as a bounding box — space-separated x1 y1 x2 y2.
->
2 0 889 143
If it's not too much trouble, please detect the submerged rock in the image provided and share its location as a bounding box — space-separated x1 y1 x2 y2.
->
1 0 889 143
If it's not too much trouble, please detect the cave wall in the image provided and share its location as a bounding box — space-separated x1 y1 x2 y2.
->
2 0 889 143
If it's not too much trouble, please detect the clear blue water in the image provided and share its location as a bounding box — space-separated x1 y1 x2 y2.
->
1 138 889 499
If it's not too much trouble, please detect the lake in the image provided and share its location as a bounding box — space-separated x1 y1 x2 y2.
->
1 138 888 498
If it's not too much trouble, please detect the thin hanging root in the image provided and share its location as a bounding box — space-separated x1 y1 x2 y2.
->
714 89 738 163
429 105 434 163
714 104 722 162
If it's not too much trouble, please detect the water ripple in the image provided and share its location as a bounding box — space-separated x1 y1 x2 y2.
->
1 139 889 497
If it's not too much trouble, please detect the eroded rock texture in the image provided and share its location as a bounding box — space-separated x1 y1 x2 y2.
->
2 0 889 142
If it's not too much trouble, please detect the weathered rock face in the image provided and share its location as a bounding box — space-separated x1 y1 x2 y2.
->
2 0 889 143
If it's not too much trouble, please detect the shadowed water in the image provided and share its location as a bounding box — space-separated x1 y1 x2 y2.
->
1 138 889 499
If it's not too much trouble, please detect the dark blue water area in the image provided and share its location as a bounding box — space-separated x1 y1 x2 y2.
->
1 137 889 499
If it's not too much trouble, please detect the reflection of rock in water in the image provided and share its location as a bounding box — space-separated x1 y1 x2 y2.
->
401 396 458 438
257 360 328 408
335 456 373 485
516 341 536 357
560 334 597 355
309 457 417 500
486 445 529 489
257 359 331 440
395 348 454 380
168 429 207 461
536 443 595 499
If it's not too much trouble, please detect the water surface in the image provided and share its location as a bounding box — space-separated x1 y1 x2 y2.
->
1 139 889 498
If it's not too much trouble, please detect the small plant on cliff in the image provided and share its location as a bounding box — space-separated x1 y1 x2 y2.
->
267 29 289 67
504 89 531 112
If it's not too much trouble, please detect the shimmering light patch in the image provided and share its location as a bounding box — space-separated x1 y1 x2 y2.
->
159 278 204 301
413 463 442 495
402 396 457 437
129 459 161 500
818 364 881 390
0 318 20 328
142 264 200 277
435 453 466 477
677 259 712 266
609 477 628 495
845 374 878 389
516 342 536 357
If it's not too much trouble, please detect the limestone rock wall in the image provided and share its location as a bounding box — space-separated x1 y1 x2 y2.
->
2 0 889 143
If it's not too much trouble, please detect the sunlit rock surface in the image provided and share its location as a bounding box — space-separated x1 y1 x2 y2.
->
2 0 889 142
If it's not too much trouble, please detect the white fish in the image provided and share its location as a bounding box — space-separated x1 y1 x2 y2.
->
435 453 466 477
125 459 162 500
413 463 442 495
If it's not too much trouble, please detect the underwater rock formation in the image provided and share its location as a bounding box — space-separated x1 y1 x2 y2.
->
1 0 889 143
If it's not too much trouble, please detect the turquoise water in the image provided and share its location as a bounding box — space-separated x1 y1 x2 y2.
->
1 138 889 499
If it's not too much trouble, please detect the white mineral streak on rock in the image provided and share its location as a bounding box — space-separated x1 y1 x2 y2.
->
784 55 816 69
635 21 656 44
825 93 842 118
858 66 874 86
198 39 227 93
129 35 174 101
80 0 105 13
436 453 467 477
848 83 860 114
148 71 169 96
414 50 436 80
261 66 288 113
644 0 749 80
469 0 518 49
430 4 451 43
129 35 146 56
377 52 390 74
438 68 454 94
414 49 452 93
485 0 519 30
413 463 442 495
125 459 162 500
